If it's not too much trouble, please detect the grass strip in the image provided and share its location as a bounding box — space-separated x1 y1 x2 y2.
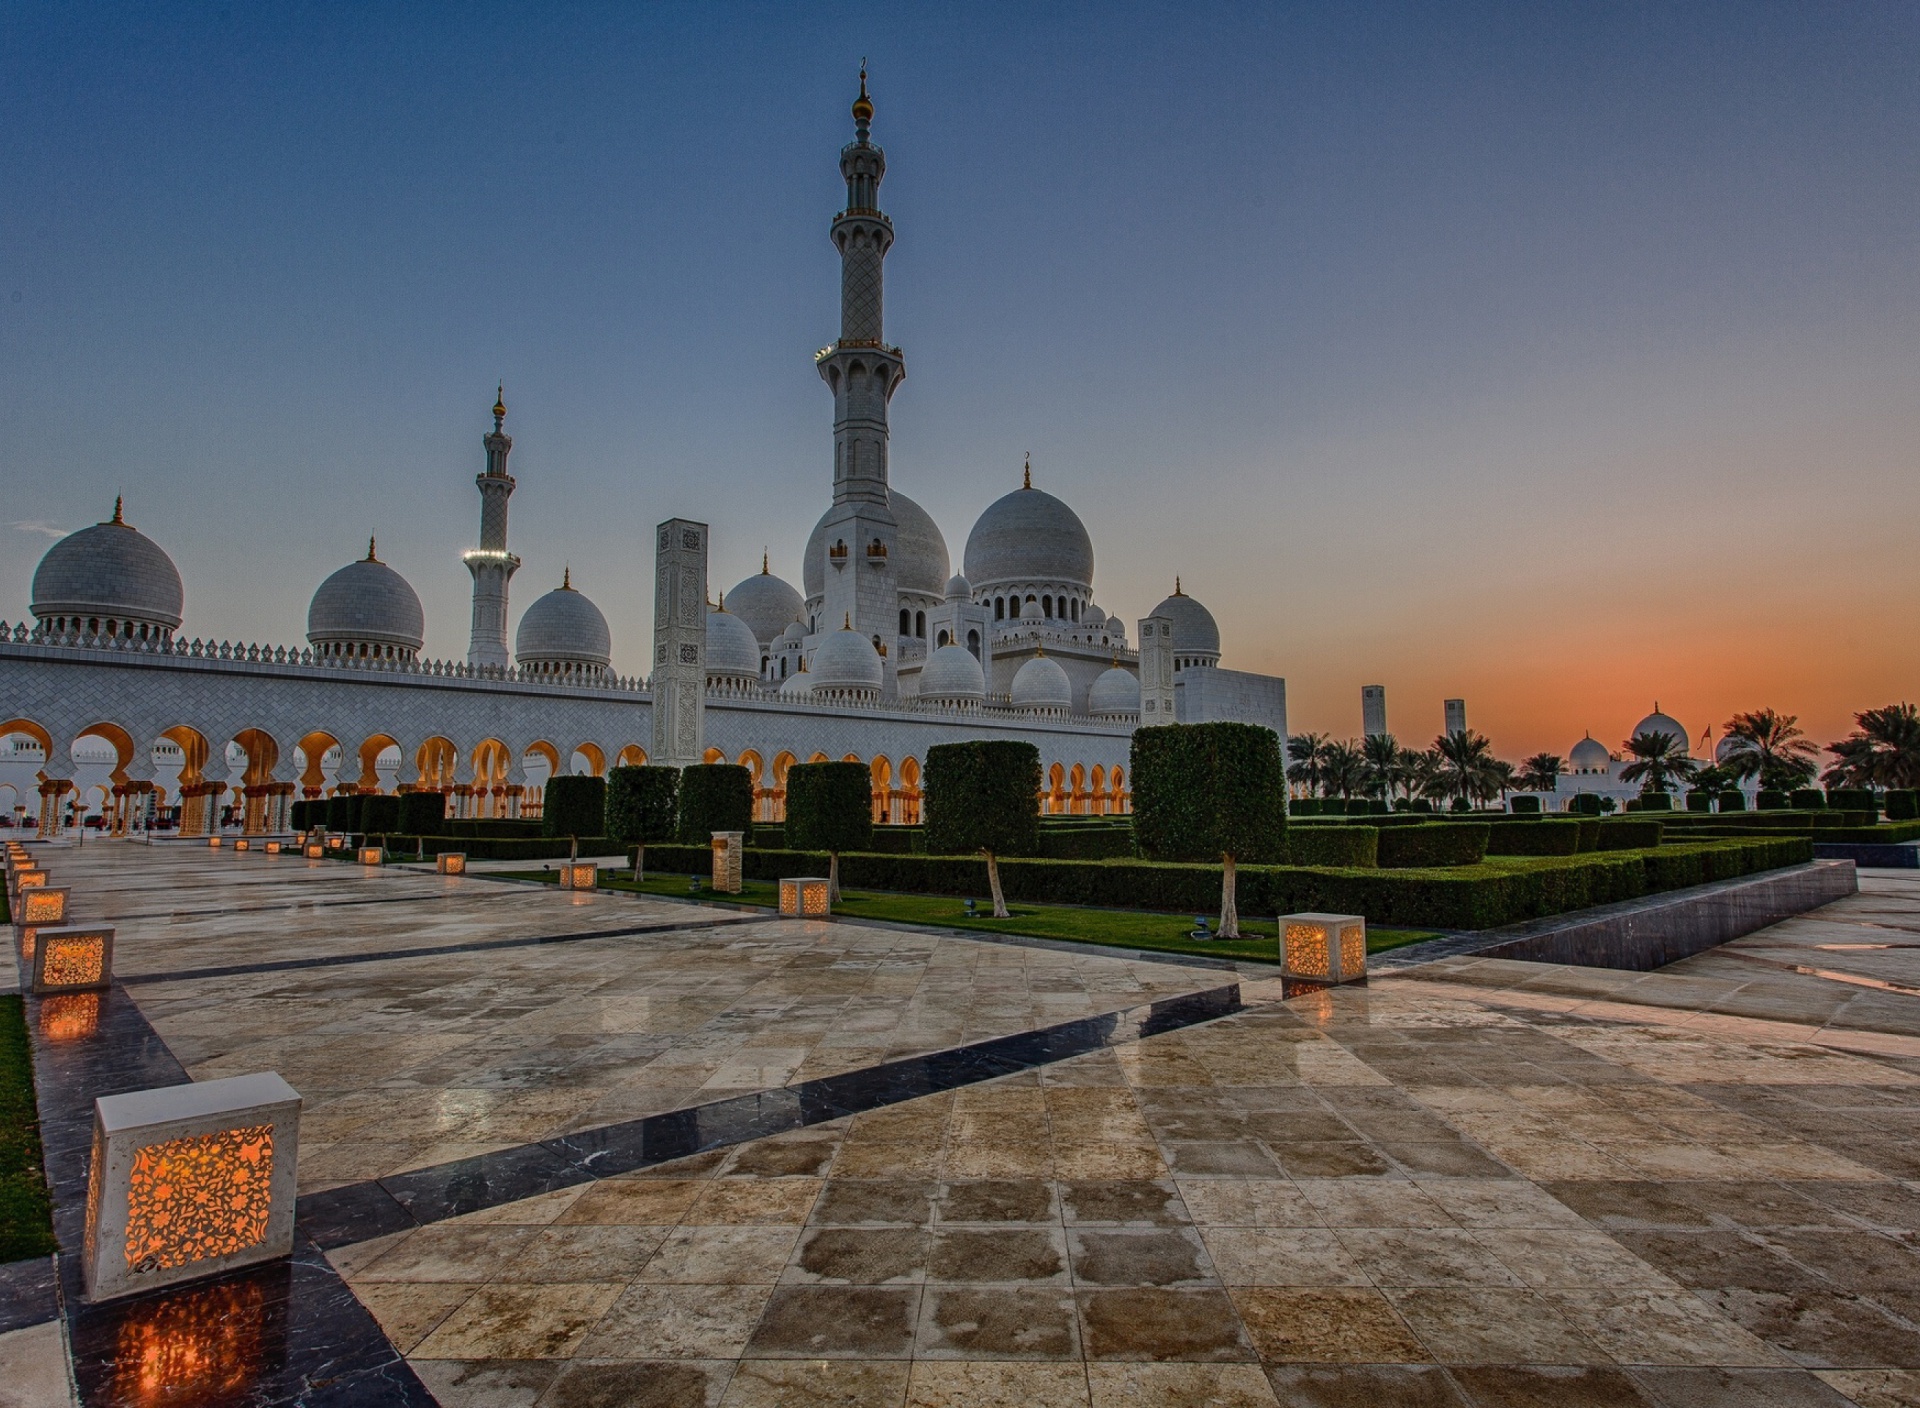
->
0 996 56 1261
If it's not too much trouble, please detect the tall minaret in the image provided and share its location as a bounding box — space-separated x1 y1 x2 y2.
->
463 387 520 671
814 66 903 693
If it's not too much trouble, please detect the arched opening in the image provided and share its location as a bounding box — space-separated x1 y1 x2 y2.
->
936 628 949 648
617 744 647 767
226 727 288 835
914 610 925 638
899 608 911 636
967 629 981 658
1007 597 1019 619
870 756 893 824
703 747 726 764
738 750 768 820
520 741 560 819
1043 595 1053 619
1047 762 1067 816
809 752 830 764
770 751 796 822
572 743 606 777
1070 763 1088 815
356 734 400 793
899 756 922 825
160 726 217 836
469 739 512 819
415 737 458 794
1091 764 1109 815
1111 765 1128 814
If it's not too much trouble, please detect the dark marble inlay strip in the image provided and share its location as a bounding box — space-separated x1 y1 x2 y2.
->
116 912 764 988
15 955 435 1404
296 983 1244 1250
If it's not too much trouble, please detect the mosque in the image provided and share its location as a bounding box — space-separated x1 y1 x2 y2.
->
0 73 1285 836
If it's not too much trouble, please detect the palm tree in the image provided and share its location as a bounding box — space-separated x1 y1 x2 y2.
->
1720 709 1818 792
1286 732 1328 797
1433 730 1498 810
1411 748 1448 805
1483 758 1518 806
1320 739 1368 801
1362 733 1409 803
1518 752 1564 795
1824 704 1920 790
1618 730 1698 795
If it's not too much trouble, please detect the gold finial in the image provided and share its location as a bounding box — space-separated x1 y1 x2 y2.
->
762 548 770 575
1023 452 1031 490
492 384 506 429
366 535 379 562
562 566 572 590
717 591 725 611
843 613 852 630
852 61 873 127
110 495 124 525
1035 643 1045 658
1174 575 1183 596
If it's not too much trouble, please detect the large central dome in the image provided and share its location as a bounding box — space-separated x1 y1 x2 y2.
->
964 481 1094 592
307 540 425 658
30 501 184 637
804 488 949 602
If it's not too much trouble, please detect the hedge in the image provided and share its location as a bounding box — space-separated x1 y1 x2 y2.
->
438 818 544 839
1888 791 1920 822
678 764 754 844
1818 821 1920 844
924 741 1041 859
398 791 446 836
1718 791 1747 812
785 762 873 860
1826 789 1877 816
290 799 315 831
623 835 1812 931
1568 794 1602 816
1286 826 1378 868
1757 790 1790 811
1638 793 1674 812
372 834 612 861
1594 819 1664 850
1685 791 1715 812
1037 827 1137 860
325 794 364 833
1377 824 1489 868
1483 820 1582 857
543 775 607 841
1790 789 1827 810
1291 798 1323 817
360 795 400 835
1509 796 1542 815
605 766 680 853
1132 723 1286 864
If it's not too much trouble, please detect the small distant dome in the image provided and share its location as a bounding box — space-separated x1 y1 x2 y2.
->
919 643 986 703
307 539 425 660
779 665 813 698
1715 735 1742 765
777 620 807 645
1149 580 1220 662
706 601 764 680
1082 603 1108 630
964 473 1095 593
1570 735 1611 771
809 623 883 700
803 488 949 601
1011 652 1073 715
516 572 612 681
1088 665 1141 718
30 499 184 639
725 560 804 646
1631 706 1690 753
944 573 972 602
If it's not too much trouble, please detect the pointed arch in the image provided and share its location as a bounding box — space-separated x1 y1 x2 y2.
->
617 744 648 767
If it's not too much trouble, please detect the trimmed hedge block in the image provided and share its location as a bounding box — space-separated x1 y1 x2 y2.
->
1756 790 1791 811
1718 791 1747 812
1887 790 1920 822
1567 794 1602 816
1790 789 1827 810
1132 724 1286 864
1594 819 1665 850
1376 824 1490 869
785 762 874 857
1483 821 1582 857
360 795 400 835
1509 796 1542 815
398 791 446 836
605 767 679 851
542 775 607 840
1287 827 1379 868
1826 788 1877 817
678 765 754 844
925 741 1041 859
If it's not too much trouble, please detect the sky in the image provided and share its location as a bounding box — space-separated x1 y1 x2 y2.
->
2 2 1917 760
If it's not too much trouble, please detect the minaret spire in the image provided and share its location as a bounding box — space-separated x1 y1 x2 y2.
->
463 387 521 670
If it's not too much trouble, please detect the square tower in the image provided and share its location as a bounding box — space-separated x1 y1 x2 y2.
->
1444 699 1467 735
1137 614 1176 723
652 520 708 768
1362 685 1387 738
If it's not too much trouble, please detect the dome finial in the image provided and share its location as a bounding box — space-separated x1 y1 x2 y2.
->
366 535 379 562
110 495 124 526
562 565 572 590
717 590 726 611
843 613 852 630
1022 452 1031 490
762 548 770 575
1174 575 1183 596
492 384 506 431
852 60 873 135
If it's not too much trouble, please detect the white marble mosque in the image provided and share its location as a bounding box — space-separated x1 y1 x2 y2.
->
0 74 1285 837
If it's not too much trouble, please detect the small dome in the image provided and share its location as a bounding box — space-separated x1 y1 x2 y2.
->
777 620 807 645
706 602 764 678
516 574 612 672
919 643 986 701
779 666 813 698
1011 652 1073 713
810 624 883 694
964 477 1095 592
1088 665 1141 717
31 501 184 634
307 541 425 654
725 563 804 646
1148 582 1220 658
944 573 972 602
1631 707 1690 753
804 487 949 601
1082 603 1108 629
1570 735 1611 770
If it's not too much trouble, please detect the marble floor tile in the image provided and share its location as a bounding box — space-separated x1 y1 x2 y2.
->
409 1283 623 1360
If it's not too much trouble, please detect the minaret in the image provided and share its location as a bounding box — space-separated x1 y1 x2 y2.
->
464 387 520 671
814 66 903 694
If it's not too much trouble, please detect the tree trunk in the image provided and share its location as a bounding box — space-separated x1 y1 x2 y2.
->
828 851 841 904
570 834 578 863
632 845 645 883
1218 853 1240 939
985 851 1009 918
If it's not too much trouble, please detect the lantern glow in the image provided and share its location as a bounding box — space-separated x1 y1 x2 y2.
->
436 852 467 875
18 887 67 925
1279 912 1368 984
358 846 383 865
33 926 113 994
558 862 597 890
779 877 831 917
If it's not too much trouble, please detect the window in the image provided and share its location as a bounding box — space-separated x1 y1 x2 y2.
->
967 629 980 658
1043 596 1053 619
1071 599 1080 622
1008 598 1020 619
995 598 1005 620
899 609 911 635
915 611 925 638
936 629 949 647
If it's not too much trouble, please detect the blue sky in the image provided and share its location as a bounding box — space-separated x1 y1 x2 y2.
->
4 2 1917 753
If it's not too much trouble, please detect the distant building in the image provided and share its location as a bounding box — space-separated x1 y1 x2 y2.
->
1444 699 1467 735
1362 686 1387 738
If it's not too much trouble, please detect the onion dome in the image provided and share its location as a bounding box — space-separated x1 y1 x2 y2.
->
963 461 1095 593
1011 650 1073 716
776 620 807 648
1630 705 1690 753
779 663 813 698
1148 578 1220 664
1082 603 1108 629
803 488 950 601
515 569 612 682
1570 734 1611 772
809 619 883 701
306 537 425 661
725 554 805 646
944 572 972 603
1088 665 1141 718
706 598 764 681
919 643 986 705
30 498 184 640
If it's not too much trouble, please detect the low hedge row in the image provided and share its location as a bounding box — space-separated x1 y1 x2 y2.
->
1483 820 1583 856
1377 824 1490 868
1594 819 1665 850
1285 827 1379 867
367 834 612 860
1889 791 1919 822
624 836 1811 930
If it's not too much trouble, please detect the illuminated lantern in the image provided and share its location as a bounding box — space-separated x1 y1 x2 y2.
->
207 837 221 848
303 843 324 859
31 925 114 995
358 846 383 866
234 839 248 851
558 862 597 890
81 1071 302 1301
264 841 281 855
326 836 344 851
711 831 744 894
1279 912 1368 984
436 852 467 875
11 870 48 900
17 886 68 926
779 877 831 917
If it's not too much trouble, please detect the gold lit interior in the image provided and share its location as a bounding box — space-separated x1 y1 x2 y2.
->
40 991 100 1043
124 1124 275 1274
42 935 106 987
20 890 65 923
1284 922 1332 978
1338 925 1367 979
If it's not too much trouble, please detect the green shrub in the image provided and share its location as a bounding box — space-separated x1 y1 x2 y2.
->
438 817 544 838
751 824 787 849
1789 788 1826 810
785 762 873 898
1573 818 1601 852
1568 794 1602 816
1291 798 1322 817
1715 792 1744 812
542 774 608 841
398 791 446 836
289 799 314 831
1639 793 1673 811
325 794 366 834
1131 723 1287 937
1819 821 1920 844
1037 827 1136 860
1509 796 1542 815
1484 820 1582 857
1411 799 1434 814
677 765 754 844
1685 791 1715 812
925 740 1041 916
360 795 400 835
1594 819 1664 850
605 766 679 877
1826 788 1876 816
1287 826 1379 868
1756 790 1790 811
1377 823 1490 868
1887 790 1920 822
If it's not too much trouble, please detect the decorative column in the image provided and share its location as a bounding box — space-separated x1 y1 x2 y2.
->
1137 613 1176 724
651 519 708 769
463 389 520 672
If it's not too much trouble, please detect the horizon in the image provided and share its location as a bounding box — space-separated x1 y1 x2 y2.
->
3 3 1916 761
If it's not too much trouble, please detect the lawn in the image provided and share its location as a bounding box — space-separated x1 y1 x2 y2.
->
0 995 56 1261
493 868 1439 965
